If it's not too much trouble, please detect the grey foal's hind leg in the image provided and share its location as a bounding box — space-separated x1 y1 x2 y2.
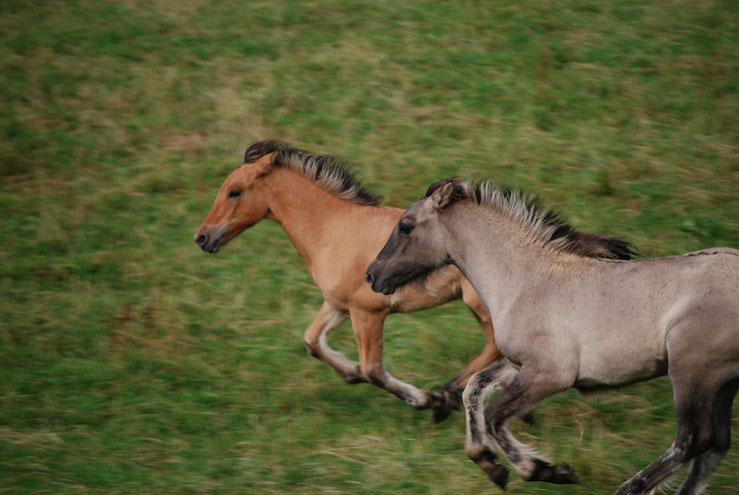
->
462 362 518 488
675 377 738 495
615 383 719 494
484 367 578 485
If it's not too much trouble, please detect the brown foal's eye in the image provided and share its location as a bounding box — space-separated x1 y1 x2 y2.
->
228 190 241 199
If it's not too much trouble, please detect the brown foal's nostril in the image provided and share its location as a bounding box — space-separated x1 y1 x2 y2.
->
195 233 208 247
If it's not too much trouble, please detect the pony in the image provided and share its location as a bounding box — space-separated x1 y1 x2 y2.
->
195 141 635 421
365 177 739 494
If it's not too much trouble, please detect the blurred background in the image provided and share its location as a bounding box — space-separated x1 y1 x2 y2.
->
1 1 736 493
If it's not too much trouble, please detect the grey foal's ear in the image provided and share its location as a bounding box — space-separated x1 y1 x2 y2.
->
431 180 456 210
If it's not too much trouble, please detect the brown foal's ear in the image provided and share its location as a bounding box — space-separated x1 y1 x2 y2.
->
431 180 456 210
246 152 275 177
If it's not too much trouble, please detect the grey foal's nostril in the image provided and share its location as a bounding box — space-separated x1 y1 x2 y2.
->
364 271 374 285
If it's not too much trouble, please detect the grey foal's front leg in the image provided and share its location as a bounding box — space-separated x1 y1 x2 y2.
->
484 367 578 486
462 362 518 488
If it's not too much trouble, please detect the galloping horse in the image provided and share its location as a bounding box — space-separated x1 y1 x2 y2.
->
366 178 739 494
195 141 635 421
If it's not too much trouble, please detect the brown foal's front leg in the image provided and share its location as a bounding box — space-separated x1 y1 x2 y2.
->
303 301 365 384
349 308 437 410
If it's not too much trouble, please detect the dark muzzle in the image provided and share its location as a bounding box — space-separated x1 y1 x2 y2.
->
364 264 396 295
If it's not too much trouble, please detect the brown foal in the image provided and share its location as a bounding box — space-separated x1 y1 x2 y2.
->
194 141 636 420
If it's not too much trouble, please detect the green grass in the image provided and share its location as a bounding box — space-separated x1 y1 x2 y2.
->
1 0 737 493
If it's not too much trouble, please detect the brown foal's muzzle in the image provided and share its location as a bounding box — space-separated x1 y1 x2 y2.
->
193 225 226 253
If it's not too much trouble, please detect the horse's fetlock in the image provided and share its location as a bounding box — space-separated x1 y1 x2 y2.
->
468 448 508 489
343 375 366 385
465 441 491 461
426 391 453 422
363 366 386 387
340 365 367 384
442 379 464 398
304 341 320 358
441 383 463 409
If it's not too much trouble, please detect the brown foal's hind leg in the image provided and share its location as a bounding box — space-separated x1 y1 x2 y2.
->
438 284 503 423
442 284 502 410
438 337 501 423
446 284 534 425
349 308 435 410
303 301 365 384
484 367 578 486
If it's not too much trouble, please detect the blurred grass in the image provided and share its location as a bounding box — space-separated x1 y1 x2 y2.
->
0 0 737 493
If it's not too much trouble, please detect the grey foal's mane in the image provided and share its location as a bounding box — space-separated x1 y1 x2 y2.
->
425 178 637 259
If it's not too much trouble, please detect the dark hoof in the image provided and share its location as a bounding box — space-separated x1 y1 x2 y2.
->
488 464 509 489
550 462 578 485
441 381 464 409
528 459 579 485
517 409 536 425
432 406 451 423
429 392 451 423
473 450 508 489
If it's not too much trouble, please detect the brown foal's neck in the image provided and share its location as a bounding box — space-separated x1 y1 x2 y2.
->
262 167 357 272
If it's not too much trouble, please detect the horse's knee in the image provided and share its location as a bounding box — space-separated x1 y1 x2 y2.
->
461 379 479 409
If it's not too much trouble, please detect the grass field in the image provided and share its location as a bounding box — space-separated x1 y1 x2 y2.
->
1 1 737 493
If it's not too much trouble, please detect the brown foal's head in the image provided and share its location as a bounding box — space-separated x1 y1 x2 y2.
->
194 154 273 253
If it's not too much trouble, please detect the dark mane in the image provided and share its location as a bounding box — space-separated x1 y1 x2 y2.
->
244 140 383 206
426 178 637 260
